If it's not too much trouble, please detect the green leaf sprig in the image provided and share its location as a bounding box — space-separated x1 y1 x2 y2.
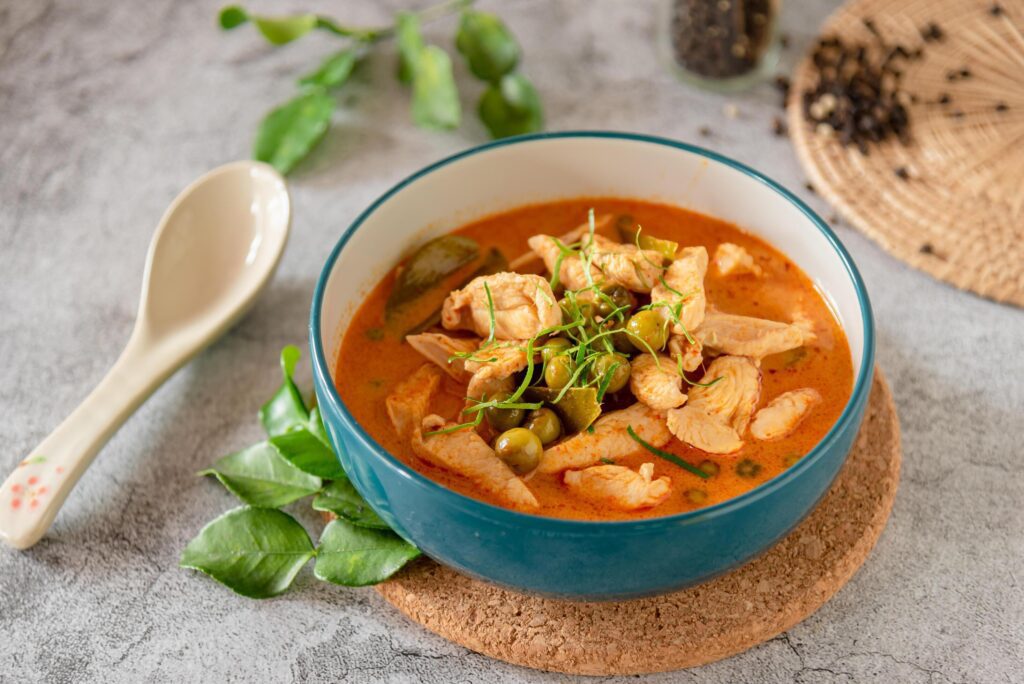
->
181 346 420 598
218 1 543 174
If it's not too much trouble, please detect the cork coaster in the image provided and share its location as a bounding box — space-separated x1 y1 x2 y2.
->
376 368 900 675
787 0 1024 307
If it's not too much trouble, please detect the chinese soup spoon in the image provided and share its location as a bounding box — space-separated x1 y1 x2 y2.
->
0 161 290 549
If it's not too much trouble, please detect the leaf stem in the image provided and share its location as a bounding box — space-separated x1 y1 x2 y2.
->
317 0 475 44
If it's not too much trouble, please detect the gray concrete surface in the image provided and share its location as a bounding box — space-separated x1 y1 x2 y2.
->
1 0 1021 681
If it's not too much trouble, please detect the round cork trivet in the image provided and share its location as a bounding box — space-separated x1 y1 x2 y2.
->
376 368 900 675
787 0 1024 307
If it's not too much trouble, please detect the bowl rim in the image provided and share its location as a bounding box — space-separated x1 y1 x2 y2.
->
310 130 876 532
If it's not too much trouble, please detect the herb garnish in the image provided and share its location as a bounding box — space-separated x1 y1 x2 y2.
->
423 408 484 436
482 281 497 344
218 1 542 175
454 217 636 419
440 213 710 436
182 346 420 597
626 426 709 479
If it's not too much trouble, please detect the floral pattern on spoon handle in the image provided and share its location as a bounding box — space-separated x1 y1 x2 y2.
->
4 456 62 512
0 337 166 550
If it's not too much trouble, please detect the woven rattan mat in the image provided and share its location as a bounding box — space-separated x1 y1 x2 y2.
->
787 0 1024 306
375 368 899 675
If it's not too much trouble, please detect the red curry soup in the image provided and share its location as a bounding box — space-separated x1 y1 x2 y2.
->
336 198 853 521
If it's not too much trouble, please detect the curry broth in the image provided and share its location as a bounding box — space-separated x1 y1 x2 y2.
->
336 198 853 521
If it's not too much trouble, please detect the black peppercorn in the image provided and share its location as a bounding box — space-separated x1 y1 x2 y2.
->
669 0 778 80
801 32 918 154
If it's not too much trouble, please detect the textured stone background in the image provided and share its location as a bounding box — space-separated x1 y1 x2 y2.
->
1 0 1021 682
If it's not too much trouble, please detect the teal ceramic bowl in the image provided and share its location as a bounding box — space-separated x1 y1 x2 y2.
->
310 132 874 600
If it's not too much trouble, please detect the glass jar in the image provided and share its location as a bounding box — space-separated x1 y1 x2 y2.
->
660 0 781 92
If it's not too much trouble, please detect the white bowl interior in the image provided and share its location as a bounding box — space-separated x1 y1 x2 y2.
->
320 137 865 380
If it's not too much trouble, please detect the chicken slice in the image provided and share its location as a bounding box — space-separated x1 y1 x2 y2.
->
537 402 671 474
406 333 533 401
508 222 591 271
563 462 672 511
666 356 761 454
688 356 761 433
791 310 819 347
462 340 530 377
415 415 539 510
630 353 687 410
751 388 822 441
527 233 601 291
385 365 442 444
668 333 703 372
651 246 709 335
467 375 515 405
527 217 664 292
442 272 561 340
714 242 763 277
526 215 613 290
588 234 665 293
405 332 478 382
696 310 814 360
666 406 744 455
463 340 533 400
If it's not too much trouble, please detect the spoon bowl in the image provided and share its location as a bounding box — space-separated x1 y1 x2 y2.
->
141 163 289 339
0 161 290 550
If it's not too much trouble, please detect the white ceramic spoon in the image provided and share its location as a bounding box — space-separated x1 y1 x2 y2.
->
0 161 291 550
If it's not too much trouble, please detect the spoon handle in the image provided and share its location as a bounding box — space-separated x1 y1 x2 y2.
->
0 335 177 549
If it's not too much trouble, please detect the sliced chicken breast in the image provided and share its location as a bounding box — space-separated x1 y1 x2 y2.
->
464 340 533 400
668 333 703 373
588 235 665 293
385 364 442 444
630 353 688 410
527 216 663 292
563 462 672 511
537 402 671 474
666 355 761 454
696 311 814 360
666 405 744 454
687 355 762 433
442 272 561 340
414 415 539 510
509 221 593 271
405 332 478 382
714 242 763 277
751 388 822 441
651 246 709 335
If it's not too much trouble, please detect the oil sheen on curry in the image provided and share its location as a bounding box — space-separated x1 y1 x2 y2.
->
336 199 853 521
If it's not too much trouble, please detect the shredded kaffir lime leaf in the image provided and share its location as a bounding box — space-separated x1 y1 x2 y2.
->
626 426 709 479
